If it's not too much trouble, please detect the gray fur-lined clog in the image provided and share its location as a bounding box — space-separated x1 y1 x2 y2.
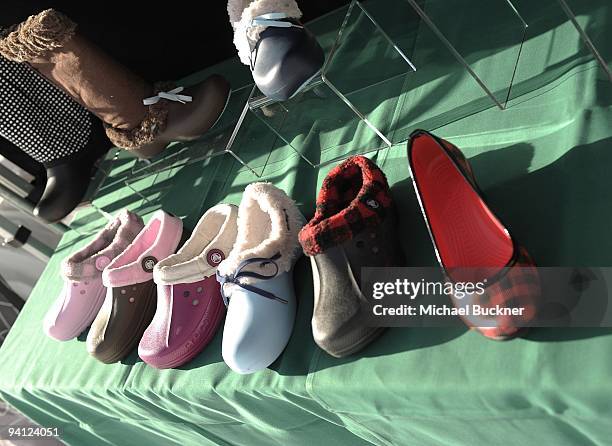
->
299 156 404 358
228 0 325 101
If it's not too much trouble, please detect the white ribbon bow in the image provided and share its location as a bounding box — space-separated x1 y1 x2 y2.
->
143 87 192 106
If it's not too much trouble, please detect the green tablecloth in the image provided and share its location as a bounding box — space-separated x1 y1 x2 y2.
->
1 1 611 445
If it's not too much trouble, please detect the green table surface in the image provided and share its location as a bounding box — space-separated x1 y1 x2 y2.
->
1 0 611 445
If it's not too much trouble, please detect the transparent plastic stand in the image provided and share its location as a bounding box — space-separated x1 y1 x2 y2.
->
250 0 528 167
557 0 612 82
63 147 124 235
87 148 123 219
404 0 527 109
108 84 283 218
125 84 261 182
249 0 417 167
386 0 528 140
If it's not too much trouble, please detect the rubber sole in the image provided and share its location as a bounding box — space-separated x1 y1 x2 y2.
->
477 326 530 341
92 285 157 364
47 286 107 342
67 287 107 340
310 256 385 358
321 326 387 359
143 297 225 369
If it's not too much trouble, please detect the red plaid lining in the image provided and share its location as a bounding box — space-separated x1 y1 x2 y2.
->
299 156 393 256
471 246 540 339
428 132 541 339
440 139 476 182
448 246 540 340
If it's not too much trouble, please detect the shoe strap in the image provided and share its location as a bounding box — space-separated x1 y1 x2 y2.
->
216 252 288 306
248 13 303 71
251 13 303 29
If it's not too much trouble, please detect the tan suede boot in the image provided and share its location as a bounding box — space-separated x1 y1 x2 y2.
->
0 9 230 159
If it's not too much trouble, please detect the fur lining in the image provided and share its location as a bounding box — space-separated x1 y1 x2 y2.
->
103 81 173 150
299 156 394 256
0 9 76 63
102 210 183 288
227 0 253 28
62 210 144 281
154 204 239 285
229 0 302 65
217 182 304 283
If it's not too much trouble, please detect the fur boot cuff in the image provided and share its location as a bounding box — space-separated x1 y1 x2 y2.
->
103 81 174 150
0 9 76 63
217 182 304 283
228 0 302 65
299 156 394 256
62 210 144 281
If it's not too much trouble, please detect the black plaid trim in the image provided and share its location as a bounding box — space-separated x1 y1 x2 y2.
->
299 156 394 256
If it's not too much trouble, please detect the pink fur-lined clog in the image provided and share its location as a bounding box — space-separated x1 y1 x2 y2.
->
86 210 183 363
43 210 144 341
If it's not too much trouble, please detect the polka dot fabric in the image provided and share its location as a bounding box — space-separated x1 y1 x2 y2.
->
0 55 92 164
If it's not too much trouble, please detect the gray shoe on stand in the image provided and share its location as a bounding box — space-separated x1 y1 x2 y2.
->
228 0 325 101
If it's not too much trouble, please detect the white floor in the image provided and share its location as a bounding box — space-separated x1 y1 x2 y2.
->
0 199 60 300
0 162 63 445
0 401 64 446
